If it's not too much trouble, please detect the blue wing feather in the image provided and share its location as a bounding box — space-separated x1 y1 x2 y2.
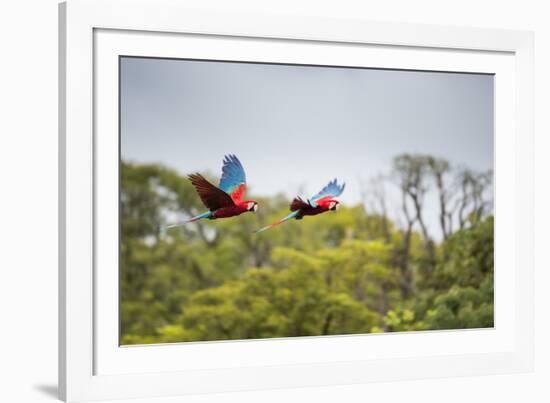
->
309 178 345 207
219 154 246 195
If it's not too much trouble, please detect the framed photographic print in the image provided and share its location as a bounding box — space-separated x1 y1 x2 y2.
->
59 0 534 401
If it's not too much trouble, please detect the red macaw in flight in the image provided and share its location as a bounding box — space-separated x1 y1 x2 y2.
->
167 155 258 228
256 179 345 233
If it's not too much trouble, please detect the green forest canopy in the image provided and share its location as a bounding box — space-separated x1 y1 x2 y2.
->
120 154 493 344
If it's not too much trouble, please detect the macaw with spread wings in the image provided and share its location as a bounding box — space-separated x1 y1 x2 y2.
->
256 179 345 233
167 155 258 228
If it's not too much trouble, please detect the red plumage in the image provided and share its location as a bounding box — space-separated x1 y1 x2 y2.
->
188 174 235 211
291 196 338 219
188 173 257 219
230 182 247 203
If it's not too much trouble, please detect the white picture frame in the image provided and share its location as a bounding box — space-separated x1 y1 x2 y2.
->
59 0 534 401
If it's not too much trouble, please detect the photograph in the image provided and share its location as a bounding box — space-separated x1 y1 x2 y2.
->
120 56 494 345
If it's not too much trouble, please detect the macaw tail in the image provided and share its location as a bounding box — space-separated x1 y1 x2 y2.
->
165 211 212 230
255 211 299 233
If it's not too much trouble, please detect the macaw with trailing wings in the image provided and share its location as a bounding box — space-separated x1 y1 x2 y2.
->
256 179 345 233
167 155 258 228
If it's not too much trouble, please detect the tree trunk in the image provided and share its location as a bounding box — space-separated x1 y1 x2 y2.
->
399 225 414 299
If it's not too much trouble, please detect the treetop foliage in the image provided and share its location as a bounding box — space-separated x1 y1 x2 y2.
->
120 154 493 344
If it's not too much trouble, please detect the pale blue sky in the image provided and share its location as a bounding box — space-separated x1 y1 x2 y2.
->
120 57 493 237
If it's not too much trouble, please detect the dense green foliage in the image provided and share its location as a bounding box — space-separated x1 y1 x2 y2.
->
120 158 494 344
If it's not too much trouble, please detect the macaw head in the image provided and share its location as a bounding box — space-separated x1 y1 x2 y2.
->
244 200 259 213
318 198 340 211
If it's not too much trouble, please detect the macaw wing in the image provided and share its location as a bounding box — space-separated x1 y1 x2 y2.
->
255 211 299 233
189 173 235 211
219 154 247 202
309 178 345 207
290 197 310 211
